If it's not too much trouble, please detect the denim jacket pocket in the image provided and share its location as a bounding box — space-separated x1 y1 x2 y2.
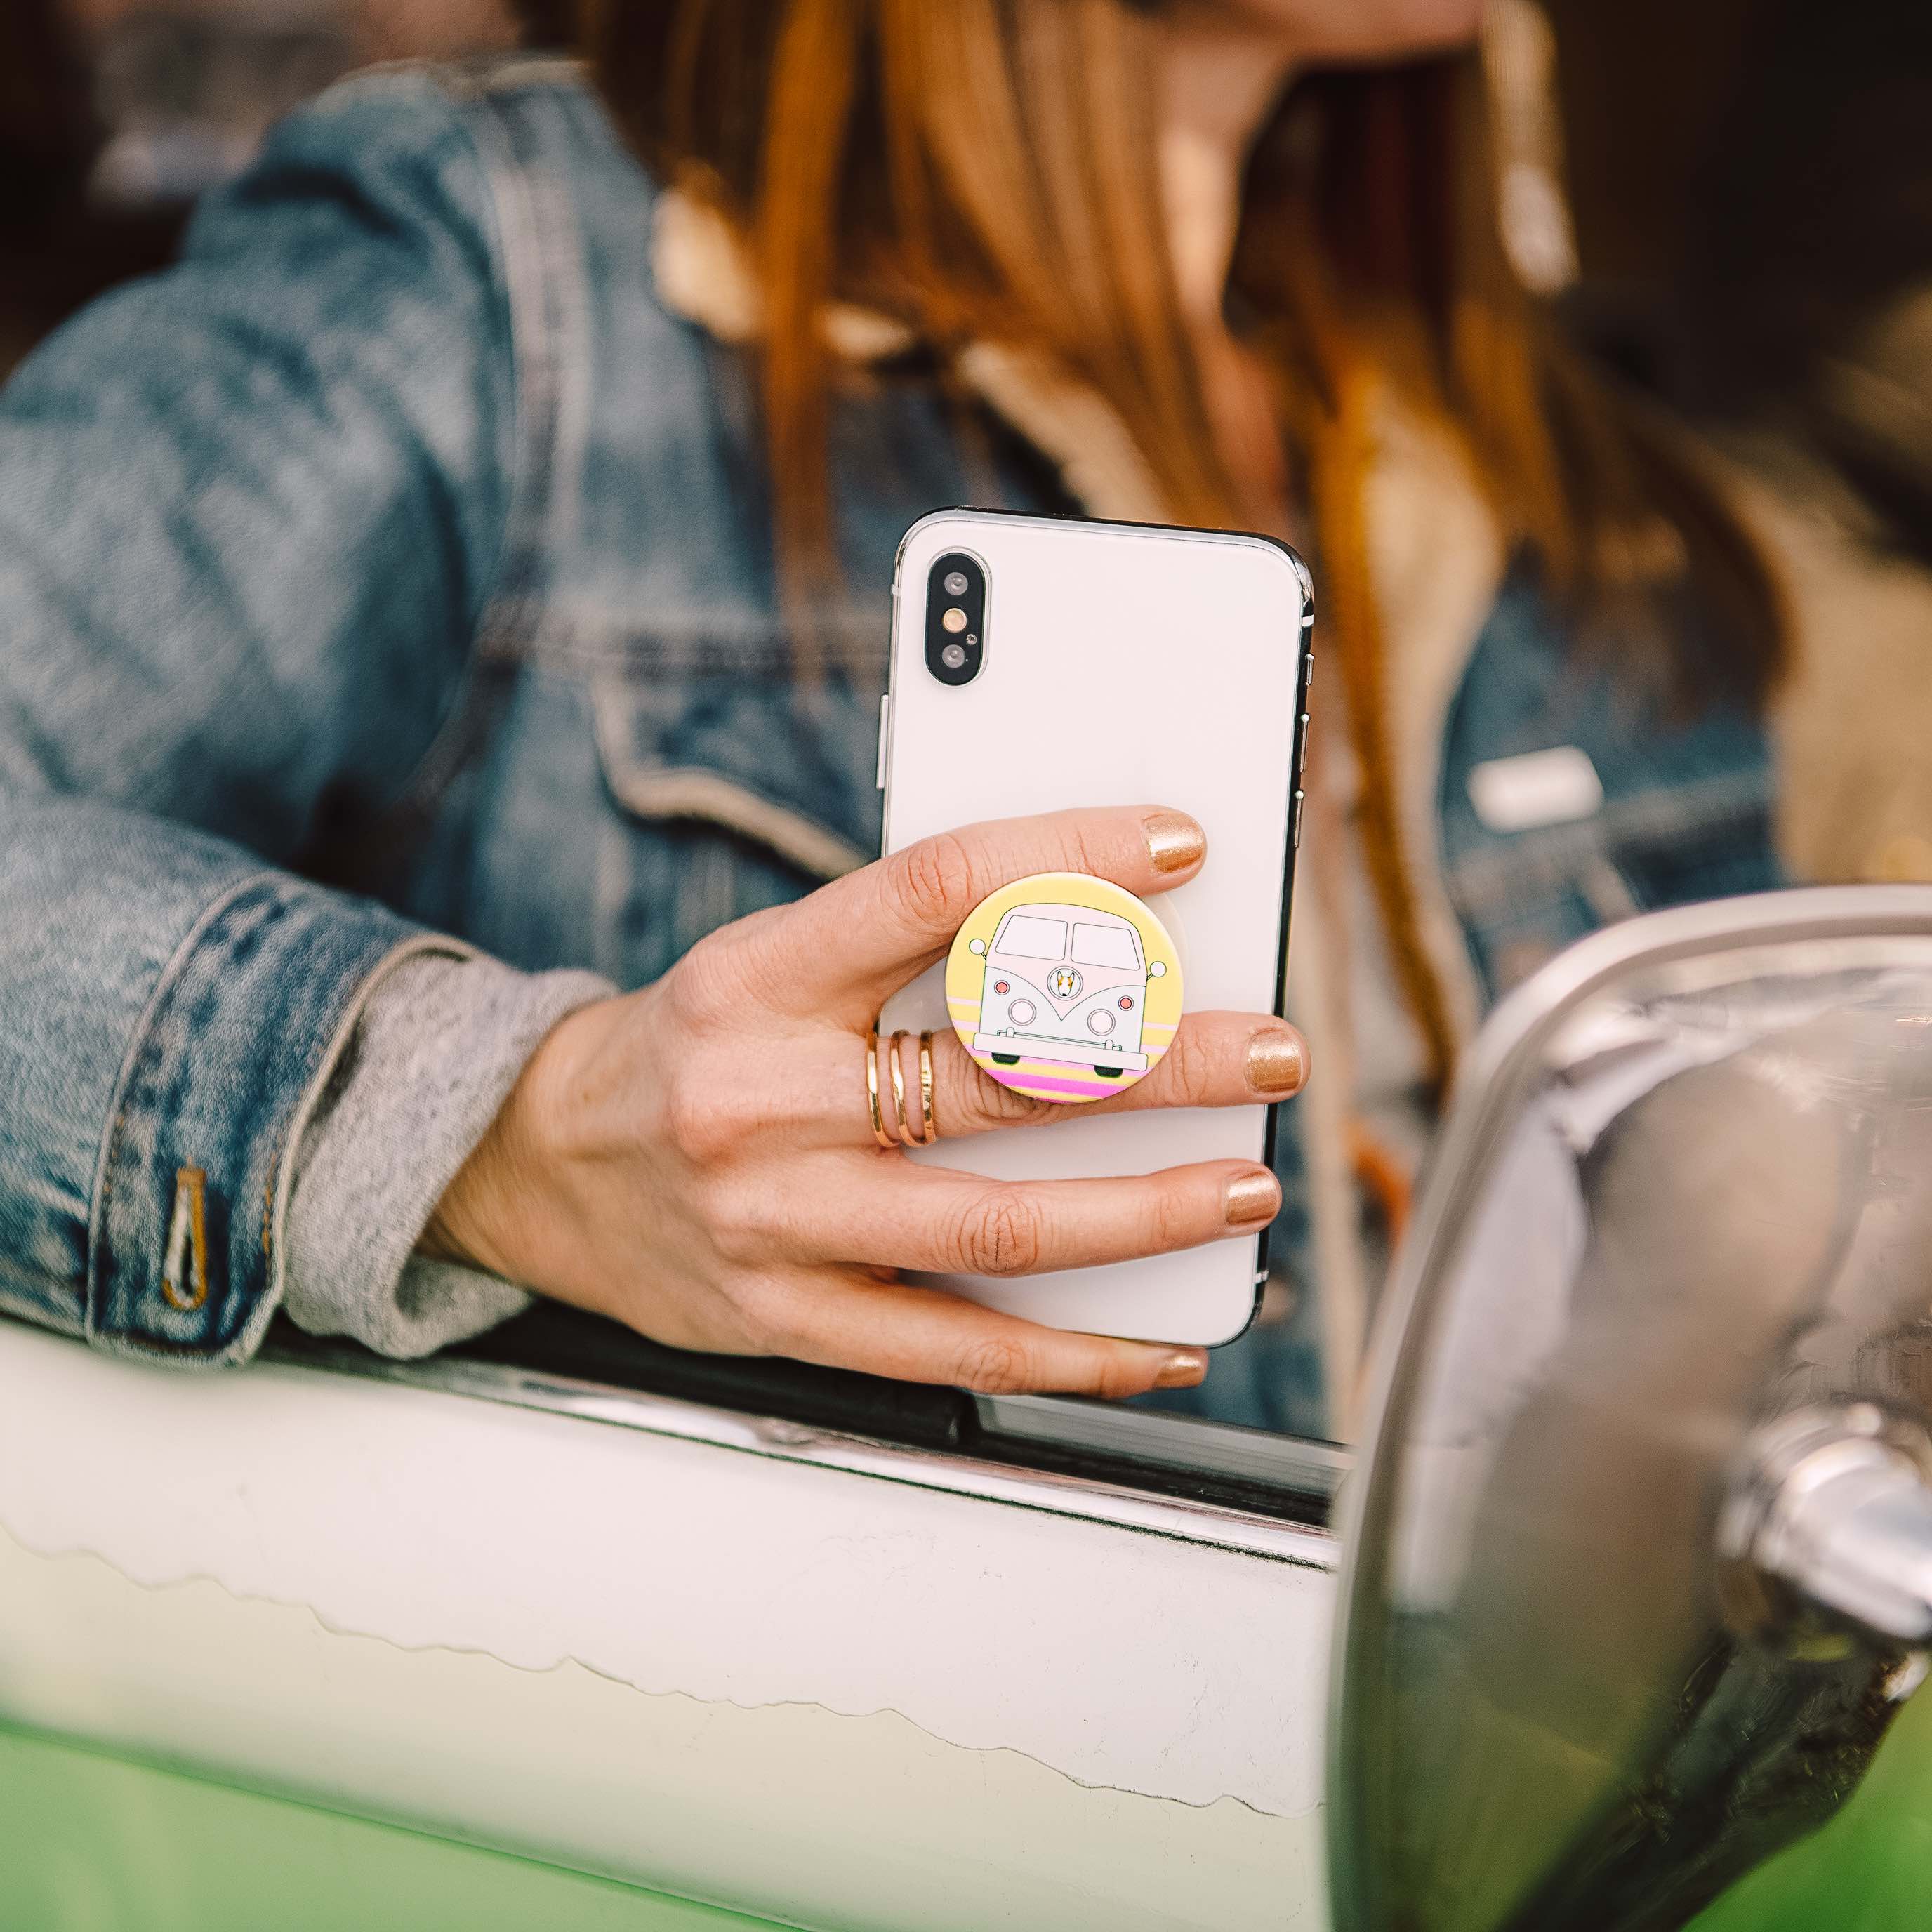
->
1446 767 1781 998
588 654 884 984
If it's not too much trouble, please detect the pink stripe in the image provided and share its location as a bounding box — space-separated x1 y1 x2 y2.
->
995 1070 1118 1099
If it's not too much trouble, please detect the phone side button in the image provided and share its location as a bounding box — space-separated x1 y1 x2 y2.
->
1290 788 1305 848
875 692 891 789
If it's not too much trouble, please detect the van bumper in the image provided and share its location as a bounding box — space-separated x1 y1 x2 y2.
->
973 1033 1149 1073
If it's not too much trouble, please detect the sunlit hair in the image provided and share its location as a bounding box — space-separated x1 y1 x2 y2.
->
582 0 1781 1089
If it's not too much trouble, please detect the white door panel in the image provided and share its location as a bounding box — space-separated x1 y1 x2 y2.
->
0 1323 1335 1930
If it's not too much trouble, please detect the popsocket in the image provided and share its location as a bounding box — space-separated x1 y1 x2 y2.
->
946 873 1184 1104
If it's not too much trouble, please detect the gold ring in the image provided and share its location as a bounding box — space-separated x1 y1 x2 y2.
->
866 1033 896 1149
887 1031 939 1148
887 1030 910 1142
911 1032 938 1145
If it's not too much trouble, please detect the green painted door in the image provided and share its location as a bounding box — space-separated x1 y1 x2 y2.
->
13 1690 1931 1932
0 1725 786 1932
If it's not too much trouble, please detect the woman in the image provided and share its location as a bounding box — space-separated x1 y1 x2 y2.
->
0 0 1781 1438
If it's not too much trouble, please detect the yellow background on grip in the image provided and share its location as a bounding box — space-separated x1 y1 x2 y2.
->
945 872 1184 1104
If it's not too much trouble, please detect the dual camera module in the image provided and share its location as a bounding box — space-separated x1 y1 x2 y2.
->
925 551 986 686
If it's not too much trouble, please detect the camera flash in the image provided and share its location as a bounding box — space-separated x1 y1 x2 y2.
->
941 607 968 634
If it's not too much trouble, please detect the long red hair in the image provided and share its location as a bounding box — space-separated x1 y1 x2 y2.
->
580 0 1780 1087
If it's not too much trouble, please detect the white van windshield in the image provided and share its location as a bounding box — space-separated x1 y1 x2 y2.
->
996 915 1068 961
1072 922 1142 970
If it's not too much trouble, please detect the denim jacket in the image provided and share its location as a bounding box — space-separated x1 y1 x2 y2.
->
0 58 1781 1431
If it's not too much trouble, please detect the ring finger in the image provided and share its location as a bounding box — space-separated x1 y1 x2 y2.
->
866 1014 1307 1142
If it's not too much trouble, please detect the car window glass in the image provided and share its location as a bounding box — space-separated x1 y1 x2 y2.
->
1072 922 1140 970
996 915 1068 961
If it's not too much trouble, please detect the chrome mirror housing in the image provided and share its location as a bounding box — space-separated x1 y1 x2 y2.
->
1330 887 1932 1932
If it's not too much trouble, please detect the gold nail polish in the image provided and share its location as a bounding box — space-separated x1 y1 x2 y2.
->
1224 1169 1281 1226
1154 1351 1208 1389
1245 1026 1307 1097
1143 810 1205 875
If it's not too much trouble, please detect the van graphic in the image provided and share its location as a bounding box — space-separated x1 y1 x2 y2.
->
967 901 1168 1080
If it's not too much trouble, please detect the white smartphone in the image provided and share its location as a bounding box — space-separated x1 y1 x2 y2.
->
878 509 1313 1347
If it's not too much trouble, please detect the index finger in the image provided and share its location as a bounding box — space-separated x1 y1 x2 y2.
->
787 805 1205 1018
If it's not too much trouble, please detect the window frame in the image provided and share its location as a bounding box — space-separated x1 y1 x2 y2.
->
273 1304 1344 1540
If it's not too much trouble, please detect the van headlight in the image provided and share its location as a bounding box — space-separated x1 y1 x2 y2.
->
1009 998 1036 1026
1087 1010 1116 1036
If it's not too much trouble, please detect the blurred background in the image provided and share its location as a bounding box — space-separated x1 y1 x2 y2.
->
0 0 550 373
1547 0 1932 574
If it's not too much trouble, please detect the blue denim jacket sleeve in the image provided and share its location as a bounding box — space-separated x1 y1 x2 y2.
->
0 74 517 1364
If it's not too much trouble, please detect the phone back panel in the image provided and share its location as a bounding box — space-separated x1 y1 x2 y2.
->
880 510 1309 1347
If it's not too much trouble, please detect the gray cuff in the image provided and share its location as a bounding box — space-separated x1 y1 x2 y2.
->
283 945 616 1358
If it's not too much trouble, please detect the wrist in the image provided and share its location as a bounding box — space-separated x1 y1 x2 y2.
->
421 994 623 1281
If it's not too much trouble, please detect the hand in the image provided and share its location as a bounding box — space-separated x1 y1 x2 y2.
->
425 806 1308 1398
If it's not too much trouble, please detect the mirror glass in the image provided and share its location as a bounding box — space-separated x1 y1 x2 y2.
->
1332 889 1932 1932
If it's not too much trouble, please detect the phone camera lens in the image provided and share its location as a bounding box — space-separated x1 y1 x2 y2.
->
926 550 984 685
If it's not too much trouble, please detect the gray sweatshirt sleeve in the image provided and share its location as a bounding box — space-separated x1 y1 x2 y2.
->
282 945 616 1358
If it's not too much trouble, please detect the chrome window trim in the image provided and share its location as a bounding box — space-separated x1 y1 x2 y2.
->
274 1342 1336 1571
977 1391 1350 1501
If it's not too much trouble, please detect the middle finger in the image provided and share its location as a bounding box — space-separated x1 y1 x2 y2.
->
814 1157 1285 1277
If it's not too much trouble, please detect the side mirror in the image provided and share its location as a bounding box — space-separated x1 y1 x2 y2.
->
1330 887 1932 1932
969 938 986 956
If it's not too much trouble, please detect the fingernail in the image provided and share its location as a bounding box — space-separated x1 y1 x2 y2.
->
1245 1025 1308 1097
1224 1168 1281 1226
1154 1350 1208 1389
1144 810 1205 875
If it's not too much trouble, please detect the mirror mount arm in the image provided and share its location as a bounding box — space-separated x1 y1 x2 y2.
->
1718 1404 1932 1655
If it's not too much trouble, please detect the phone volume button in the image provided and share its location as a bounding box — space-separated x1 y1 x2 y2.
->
875 692 890 790
1290 789 1306 849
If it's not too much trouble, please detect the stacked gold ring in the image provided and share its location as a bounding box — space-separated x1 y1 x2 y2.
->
904 1031 937 1146
866 1030 938 1149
